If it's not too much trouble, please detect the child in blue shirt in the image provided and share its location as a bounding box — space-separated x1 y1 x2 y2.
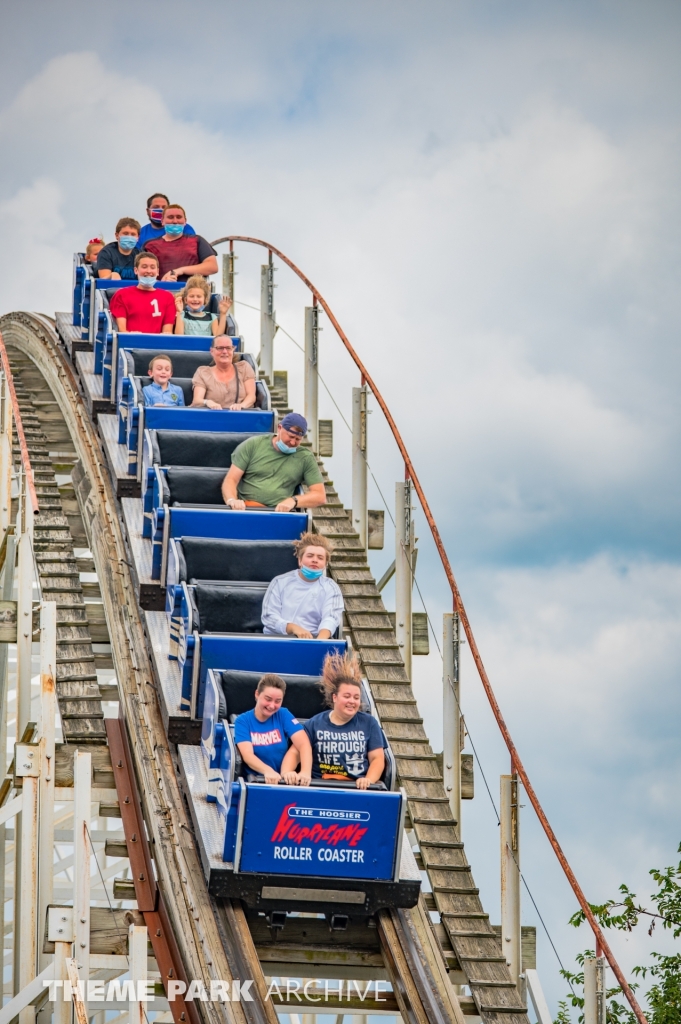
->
234 674 313 785
142 354 185 407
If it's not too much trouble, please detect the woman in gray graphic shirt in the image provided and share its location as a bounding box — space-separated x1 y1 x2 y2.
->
282 653 385 790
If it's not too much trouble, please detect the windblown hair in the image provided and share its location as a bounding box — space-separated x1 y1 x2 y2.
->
256 673 287 696
293 532 333 563
182 275 211 303
320 652 363 708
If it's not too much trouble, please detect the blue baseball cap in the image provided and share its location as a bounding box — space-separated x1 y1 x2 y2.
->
280 412 308 436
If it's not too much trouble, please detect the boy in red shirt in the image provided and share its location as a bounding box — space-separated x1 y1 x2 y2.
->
109 252 176 333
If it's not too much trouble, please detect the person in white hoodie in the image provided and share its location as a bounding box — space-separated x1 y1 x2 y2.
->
261 532 343 639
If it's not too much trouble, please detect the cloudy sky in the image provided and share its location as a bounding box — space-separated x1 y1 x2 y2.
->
1 1 680 1015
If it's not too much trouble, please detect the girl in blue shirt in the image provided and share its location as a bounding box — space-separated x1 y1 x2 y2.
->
234 674 313 786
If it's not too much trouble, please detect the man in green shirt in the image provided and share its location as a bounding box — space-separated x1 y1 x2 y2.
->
221 413 327 512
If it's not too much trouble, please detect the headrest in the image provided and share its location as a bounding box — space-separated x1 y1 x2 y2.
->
154 430 256 469
219 668 325 720
194 582 267 634
127 349 214 377
178 537 298 583
165 466 227 505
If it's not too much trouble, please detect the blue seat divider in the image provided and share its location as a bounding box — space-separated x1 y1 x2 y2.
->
181 634 346 718
72 259 86 327
151 508 308 581
129 407 273 478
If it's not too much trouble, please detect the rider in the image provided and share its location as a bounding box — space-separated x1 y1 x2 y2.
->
234 674 313 786
281 653 385 790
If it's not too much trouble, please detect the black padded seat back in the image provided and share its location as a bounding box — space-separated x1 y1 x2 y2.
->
165 466 227 506
134 376 193 405
178 537 297 583
195 583 267 634
127 349 214 378
219 669 325 721
153 430 257 469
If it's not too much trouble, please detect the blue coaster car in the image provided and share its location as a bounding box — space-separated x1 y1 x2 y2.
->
142 430 264 538
151 479 307 585
183 671 418 914
123 364 273 478
166 536 299 655
180 632 345 721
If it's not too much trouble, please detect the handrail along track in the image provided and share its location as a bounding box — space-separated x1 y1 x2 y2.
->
214 235 648 1024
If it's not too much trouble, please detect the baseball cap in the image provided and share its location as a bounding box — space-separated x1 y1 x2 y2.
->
280 412 308 436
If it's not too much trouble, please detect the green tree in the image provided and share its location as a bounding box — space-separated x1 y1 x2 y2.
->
553 843 680 1024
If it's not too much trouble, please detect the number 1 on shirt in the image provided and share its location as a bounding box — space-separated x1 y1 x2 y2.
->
151 298 161 317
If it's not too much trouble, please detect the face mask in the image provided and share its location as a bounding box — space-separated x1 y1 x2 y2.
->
139 276 157 288
149 207 165 224
300 565 323 581
118 236 137 251
164 223 184 237
187 304 205 312
275 439 298 454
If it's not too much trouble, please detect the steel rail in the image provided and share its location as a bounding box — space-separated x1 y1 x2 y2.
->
0 334 39 513
212 234 649 1024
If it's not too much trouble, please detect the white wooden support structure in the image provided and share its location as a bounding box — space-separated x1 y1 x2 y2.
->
0 531 16 906
583 956 606 1024
222 244 237 305
352 386 368 550
67 957 89 1024
523 969 552 1024
0 371 12 536
16 468 34 741
73 750 92 1012
500 773 522 991
16 740 39 1024
304 304 320 455
129 924 149 1024
260 253 276 381
38 601 57 971
395 479 414 680
46 906 75 1024
443 612 462 827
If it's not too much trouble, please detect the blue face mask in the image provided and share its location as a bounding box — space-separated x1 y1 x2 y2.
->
118 236 137 251
165 223 184 237
300 566 324 581
187 304 205 312
139 276 157 288
275 439 298 454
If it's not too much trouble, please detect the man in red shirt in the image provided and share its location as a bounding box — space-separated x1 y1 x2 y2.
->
109 253 176 333
143 204 218 283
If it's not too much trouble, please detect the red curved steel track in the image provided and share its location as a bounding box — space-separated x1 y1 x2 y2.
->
212 234 648 1024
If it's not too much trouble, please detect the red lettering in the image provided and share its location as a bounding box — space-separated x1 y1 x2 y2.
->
270 804 296 842
270 807 370 848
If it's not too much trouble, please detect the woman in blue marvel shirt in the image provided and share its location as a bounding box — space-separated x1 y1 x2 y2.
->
234 674 313 786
